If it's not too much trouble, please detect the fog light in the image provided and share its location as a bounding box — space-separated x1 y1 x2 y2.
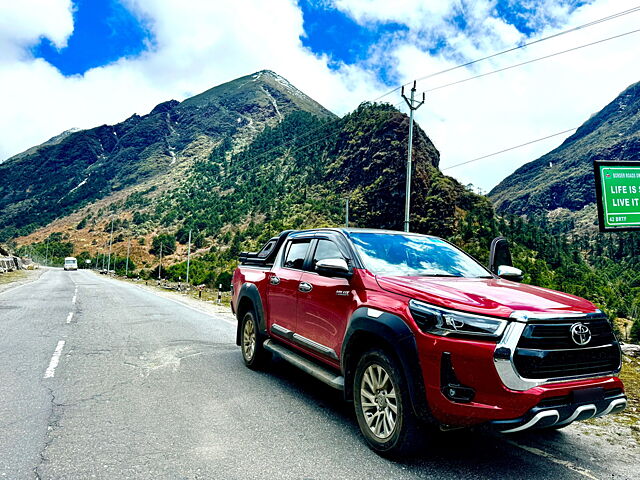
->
440 352 475 403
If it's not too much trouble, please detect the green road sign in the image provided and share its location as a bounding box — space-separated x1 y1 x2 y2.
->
594 160 640 232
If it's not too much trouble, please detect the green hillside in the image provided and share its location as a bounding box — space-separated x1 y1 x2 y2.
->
489 80 640 217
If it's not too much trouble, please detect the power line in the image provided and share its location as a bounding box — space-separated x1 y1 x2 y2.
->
373 4 640 102
188 7 640 191
441 127 578 171
418 27 640 95
220 7 640 171
246 25 640 170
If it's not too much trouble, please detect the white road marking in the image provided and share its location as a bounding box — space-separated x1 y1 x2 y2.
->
72 295 77 304
505 440 599 480
44 340 66 379
66 312 74 324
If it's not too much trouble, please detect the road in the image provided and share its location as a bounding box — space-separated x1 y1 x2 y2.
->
0 268 637 479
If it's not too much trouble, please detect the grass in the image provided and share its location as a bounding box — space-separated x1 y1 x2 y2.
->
0 270 29 286
618 356 640 431
584 354 640 443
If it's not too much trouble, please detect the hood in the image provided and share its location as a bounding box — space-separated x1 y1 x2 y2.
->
376 276 597 318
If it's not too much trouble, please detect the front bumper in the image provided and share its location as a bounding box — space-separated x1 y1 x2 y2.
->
491 389 627 433
415 332 625 427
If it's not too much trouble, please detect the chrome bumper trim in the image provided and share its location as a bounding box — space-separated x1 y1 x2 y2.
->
554 404 596 426
493 319 621 391
495 396 626 433
595 397 627 417
501 410 559 433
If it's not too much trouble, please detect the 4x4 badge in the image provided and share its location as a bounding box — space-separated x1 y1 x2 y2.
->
570 322 592 346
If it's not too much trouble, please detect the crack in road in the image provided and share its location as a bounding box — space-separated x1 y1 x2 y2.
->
33 379 134 479
34 386 59 480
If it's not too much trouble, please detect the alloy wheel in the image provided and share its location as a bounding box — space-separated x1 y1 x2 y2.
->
359 363 398 439
242 314 256 361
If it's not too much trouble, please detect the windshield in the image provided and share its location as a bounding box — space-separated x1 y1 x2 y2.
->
349 232 492 278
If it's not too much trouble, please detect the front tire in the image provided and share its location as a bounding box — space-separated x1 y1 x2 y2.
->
353 349 424 457
240 309 269 369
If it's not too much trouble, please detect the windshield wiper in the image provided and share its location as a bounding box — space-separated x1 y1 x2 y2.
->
419 274 461 277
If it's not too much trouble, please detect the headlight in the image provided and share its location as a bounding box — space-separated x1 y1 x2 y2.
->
409 300 508 339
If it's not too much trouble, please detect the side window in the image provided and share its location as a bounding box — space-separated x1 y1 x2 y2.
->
312 239 344 269
283 240 311 270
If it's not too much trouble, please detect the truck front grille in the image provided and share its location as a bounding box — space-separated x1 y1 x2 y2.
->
513 316 621 380
517 318 616 350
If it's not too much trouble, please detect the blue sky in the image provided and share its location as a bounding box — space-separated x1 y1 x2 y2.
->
32 0 590 81
3 0 638 191
33 0 151 76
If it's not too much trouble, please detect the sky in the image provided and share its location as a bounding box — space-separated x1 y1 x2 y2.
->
1 0 639 191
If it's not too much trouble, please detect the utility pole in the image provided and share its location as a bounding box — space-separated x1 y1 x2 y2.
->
186 230 192 285
401 81 425 232
44 237 50 266
345 198 349 228
125 238 131 277
158 242 163 280
106 218 114 273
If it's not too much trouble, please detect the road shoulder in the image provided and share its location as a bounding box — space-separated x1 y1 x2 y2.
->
0 268 46 295
91 272 237 324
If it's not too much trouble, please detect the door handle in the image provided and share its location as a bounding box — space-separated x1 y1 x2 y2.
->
270 276 280 285
298 282 313 293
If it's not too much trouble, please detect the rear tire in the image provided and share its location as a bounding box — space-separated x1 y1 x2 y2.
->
240 308 269 370
353 349 424 457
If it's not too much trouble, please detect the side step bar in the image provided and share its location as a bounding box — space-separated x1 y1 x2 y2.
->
264 339 344 391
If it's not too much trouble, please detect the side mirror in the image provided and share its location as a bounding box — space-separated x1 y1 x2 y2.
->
489 236 513 273
315 258 352 278
497 265 523 282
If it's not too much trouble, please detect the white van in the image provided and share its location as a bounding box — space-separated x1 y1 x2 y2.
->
64 257 78 271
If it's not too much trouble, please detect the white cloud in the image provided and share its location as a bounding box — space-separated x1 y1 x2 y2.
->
0 0 384 162
332 0 456 29
0 0 73 58
380 0 640 191
0 0 639 195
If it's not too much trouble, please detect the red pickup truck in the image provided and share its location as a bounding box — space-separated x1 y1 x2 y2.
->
231 228 626 456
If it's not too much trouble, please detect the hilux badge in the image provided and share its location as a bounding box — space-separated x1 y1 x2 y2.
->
570 322 592 346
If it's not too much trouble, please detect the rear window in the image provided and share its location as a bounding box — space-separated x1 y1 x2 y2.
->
258 240 276 258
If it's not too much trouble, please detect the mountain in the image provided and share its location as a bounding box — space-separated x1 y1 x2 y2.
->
489 80 640 224
10 96 492 280
8 71 640 340
0 70 334 241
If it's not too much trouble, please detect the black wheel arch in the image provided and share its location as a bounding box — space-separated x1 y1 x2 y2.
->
235 283 267 346
341 307 433 424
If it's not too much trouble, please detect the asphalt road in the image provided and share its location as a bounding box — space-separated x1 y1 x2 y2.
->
0 269 637 479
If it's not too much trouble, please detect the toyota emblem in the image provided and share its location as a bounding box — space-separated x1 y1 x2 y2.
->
570 322 592 346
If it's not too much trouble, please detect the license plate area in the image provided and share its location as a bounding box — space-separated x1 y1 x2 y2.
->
571 387 605 404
